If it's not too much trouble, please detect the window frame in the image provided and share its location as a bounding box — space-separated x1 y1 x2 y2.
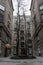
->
0 14 4 22
39 3 43 10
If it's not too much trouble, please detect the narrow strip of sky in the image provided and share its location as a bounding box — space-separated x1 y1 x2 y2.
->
12 0 31 16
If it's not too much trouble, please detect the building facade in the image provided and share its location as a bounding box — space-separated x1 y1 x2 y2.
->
17 15 32 57
13 16 17 55
26 16 33 57
30 0 43 56
18 15 26 56
0 0 13 57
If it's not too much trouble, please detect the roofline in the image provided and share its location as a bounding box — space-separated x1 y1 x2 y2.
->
11 0 14 11
30 0 33 10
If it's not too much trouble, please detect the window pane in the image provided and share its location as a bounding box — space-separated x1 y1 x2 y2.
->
0 28 2 37
0 5 5 11
0 14 3 22
40 5 43 10
29 48 32 54
21 42 24 47
41 14 43 21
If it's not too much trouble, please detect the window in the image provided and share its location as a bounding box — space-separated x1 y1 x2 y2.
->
20 30 24 34
27 28 30 31
21 42 24 47
34 15 37 28
0 28 2 37
21 49 25 54
27 33 31 37
0 14 3 22
37 36 40 41
27 39 32 43
7 21 10 29
20 31 24 35
40 4 43 10
29 48 32 54
6 35 10 43
41 14 43 21
8 14 11 20
35 34 40 42
14 28 17 31
21 25 24 29
21 37 24 40
28 43 32 46
0 5 5 11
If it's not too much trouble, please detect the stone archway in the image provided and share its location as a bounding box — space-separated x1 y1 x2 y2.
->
4 44 11 57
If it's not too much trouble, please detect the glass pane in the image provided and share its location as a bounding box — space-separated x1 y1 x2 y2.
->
40 5 43 10
0 5 5 11
29 48 32 54
0 14 3 22
41 14 43 21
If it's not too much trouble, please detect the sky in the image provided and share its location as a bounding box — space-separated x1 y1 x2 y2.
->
12 0 31 16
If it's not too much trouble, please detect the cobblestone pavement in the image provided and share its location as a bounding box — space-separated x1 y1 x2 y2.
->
0 57 43 65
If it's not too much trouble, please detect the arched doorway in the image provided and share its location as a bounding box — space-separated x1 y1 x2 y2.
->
4 44 11 57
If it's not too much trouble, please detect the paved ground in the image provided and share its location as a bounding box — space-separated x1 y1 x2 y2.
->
0 57 43 65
